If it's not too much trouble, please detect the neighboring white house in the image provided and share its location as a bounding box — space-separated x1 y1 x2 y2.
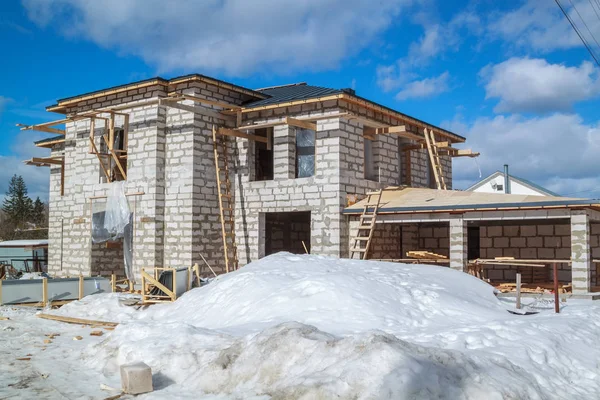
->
466 171 559 197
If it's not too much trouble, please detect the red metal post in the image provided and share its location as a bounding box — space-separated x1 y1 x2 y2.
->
553 263 559 314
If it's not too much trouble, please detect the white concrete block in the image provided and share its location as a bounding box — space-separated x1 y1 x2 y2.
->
120 362 153 395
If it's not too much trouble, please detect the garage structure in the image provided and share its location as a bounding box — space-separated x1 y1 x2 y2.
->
345 187 600 297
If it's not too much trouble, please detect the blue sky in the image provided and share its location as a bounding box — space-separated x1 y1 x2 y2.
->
1 0 600 200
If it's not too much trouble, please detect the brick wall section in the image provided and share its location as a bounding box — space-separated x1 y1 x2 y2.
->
418 225 449 256
477 222 600 285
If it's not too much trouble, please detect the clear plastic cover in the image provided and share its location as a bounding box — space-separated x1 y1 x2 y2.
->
296 128 315 178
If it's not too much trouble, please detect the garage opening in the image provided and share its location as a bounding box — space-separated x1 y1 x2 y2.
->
265 211 311 256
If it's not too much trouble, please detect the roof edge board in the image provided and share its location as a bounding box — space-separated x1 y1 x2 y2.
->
343 199 599 214
47 74 267 112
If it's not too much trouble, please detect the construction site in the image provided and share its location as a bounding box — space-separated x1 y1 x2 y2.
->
3 73 599 305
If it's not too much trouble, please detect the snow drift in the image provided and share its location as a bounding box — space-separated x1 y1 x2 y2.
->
52 254 600 399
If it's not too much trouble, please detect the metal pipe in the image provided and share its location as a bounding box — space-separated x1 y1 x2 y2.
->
504 164 511 194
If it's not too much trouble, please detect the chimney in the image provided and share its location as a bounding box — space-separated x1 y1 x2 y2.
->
341 88 355 95
504 164 511 194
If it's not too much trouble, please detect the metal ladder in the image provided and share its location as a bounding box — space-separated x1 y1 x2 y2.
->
350 189 383 260
424 128 447 190
212 126 239 273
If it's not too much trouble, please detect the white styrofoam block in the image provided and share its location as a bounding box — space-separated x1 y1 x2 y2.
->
120 361 153 395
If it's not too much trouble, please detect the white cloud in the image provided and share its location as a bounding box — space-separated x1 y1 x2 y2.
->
0 96 12 115
487 0 600 53
0 131 51 202
22 0 411 76
481 57 600 113
447 113 600 198
395 72 450 100
376 10 478 98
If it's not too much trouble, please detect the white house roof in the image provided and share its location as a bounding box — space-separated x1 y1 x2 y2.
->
0 239 49 248
343 187 596 214
466 171 559 196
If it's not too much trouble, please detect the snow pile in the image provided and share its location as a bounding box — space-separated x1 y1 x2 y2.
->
46 254 600 399
144 254 505 335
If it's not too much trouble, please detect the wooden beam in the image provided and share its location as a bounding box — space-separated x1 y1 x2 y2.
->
452 149 480 158
35 138 65 148
37 313 118 328
285 117 316 131
218 127 268 143
364 125 423 141
29 157 63 166
236 120 286 131
18 124 65 135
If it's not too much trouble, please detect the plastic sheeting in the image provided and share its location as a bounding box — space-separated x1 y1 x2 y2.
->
295 128 315 178
91 182 135 283
104 181 130 236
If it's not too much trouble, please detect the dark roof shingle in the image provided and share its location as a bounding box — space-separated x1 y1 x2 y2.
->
244 83 342 108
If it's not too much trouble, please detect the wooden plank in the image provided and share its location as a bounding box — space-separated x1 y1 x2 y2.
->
141 269 174 301
90 135 111 182
363 125 423 141
516 273 521 309
452 149 480 158
35 138 66 148
21 125 66 135
89 117 96 154
218 127 268 143
37 313 118 327
78 275 84 300
42 278 48 306
286 117 316 131
30 157 63 166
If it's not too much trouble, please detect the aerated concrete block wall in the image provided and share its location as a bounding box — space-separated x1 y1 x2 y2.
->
478 222 600 285
47 81 254 279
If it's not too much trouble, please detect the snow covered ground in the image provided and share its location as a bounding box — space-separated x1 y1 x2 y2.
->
2 253 600 399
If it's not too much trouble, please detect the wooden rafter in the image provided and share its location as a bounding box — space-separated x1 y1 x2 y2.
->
35 138 65 148
24 157 65 196
236 116 319 131
218 127 268 143
363 125 423 142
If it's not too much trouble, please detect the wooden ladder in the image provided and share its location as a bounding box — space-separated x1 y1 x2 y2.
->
350 189 383 260
424 128 447 190
212 126 239 273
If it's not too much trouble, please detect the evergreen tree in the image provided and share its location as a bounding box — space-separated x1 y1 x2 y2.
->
2 174 33 231
32 197 46 227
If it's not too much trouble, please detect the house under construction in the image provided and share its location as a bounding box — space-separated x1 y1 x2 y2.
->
22 73 600 298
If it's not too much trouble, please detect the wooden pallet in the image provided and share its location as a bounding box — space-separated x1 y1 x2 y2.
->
212 126 239 273
350 189 383 260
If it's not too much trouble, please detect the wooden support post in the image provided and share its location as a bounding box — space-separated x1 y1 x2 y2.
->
123 114 129 150
172 267 177 301
0 279 3 306
186 266 191 292
302 241 309 254
89 117 95 154
111 274 116 293
60 159 65 196
42 278 48 306
515 273 522 309
78 275 84 300
141 268 146 301
553 263 560 314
